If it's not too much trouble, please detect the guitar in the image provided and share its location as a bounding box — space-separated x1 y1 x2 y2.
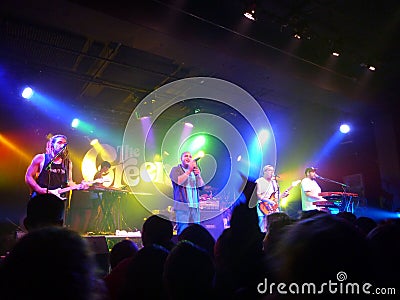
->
259 180 301 215
47 178 108 200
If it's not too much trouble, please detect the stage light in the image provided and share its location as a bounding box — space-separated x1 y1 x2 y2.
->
258 129 269 144
21 86 34 99
184 122 194 128
360 63 376 72
339 124 350 134
332 51 340 57
244 10 256 21
192 135 206 149
194 150 205 159
243 3 256 21
90 138 99 146
71 118 80 128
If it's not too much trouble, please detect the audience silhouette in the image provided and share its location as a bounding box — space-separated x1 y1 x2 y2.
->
178 223 215 259
164 240 215 300
141 214 175 250
109 239 139 270
2 176 399 300
214 203 266 299
23 193 65 231
0 226 104 300
119 244 170 300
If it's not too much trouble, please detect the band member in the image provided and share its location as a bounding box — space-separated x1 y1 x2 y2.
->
170 151 205 235
255 165 289 233
25 134 85 227
93 160 111 182
89 161 112 233
301 167 326 211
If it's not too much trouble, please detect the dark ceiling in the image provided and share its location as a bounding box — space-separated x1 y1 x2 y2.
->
0 0 399 131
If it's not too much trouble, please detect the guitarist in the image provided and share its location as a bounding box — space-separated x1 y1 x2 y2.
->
255 165 289 233
25 134 87 225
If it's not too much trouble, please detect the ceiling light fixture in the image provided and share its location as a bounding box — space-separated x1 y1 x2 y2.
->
243 3 256 21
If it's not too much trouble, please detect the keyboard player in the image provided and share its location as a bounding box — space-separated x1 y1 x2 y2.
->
301 167 327 211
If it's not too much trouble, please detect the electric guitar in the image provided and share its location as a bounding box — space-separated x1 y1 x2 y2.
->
259 180 301 215
46 178 108 200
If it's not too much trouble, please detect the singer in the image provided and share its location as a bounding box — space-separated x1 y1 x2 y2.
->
24 134 86 230
300 167 326 212
169 151 205 234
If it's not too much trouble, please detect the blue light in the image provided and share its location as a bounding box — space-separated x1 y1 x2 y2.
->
21 86 34 99
340 124 350 134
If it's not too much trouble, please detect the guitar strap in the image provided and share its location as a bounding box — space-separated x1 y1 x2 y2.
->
259 178 274 201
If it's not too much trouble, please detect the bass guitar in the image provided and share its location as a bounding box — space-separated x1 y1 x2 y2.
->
259 180 301 215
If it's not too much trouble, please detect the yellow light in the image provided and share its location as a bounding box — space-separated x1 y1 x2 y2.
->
90 139 99 146
0 134 31 162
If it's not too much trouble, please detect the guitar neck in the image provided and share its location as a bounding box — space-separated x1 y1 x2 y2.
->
285 186 295 193
55 179 105 194
284 180 301 193
57 185 81 194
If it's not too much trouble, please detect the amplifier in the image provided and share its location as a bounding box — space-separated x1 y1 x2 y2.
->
199 200 219 211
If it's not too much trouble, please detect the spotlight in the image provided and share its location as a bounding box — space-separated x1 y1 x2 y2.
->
244 10 256 21
360 63 376 71
243 3 256 21
21 86 34 99
293 33 301 39
184 122 194 128
339 124 350 134
71 118 80 128
332 51 340 57
90 138 99 146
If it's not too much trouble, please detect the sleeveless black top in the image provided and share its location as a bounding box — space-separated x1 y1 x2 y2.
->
36 154 68 190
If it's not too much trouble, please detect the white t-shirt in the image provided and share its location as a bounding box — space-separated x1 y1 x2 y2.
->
255 177 278 216
301 177 321 211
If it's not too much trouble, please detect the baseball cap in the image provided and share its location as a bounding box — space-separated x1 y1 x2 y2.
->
305 167 317 174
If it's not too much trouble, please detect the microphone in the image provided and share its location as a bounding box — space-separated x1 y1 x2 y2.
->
54 143 68 155
194 157 201 162
273 174 281 179
315 174 324 179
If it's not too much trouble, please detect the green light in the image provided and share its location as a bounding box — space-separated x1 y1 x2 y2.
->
71 118 80 128
191 135 206 151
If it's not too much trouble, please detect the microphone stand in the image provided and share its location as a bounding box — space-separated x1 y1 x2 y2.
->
44 145 67 194
45 145 67 171
317 176 353 213
317 176 350 189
